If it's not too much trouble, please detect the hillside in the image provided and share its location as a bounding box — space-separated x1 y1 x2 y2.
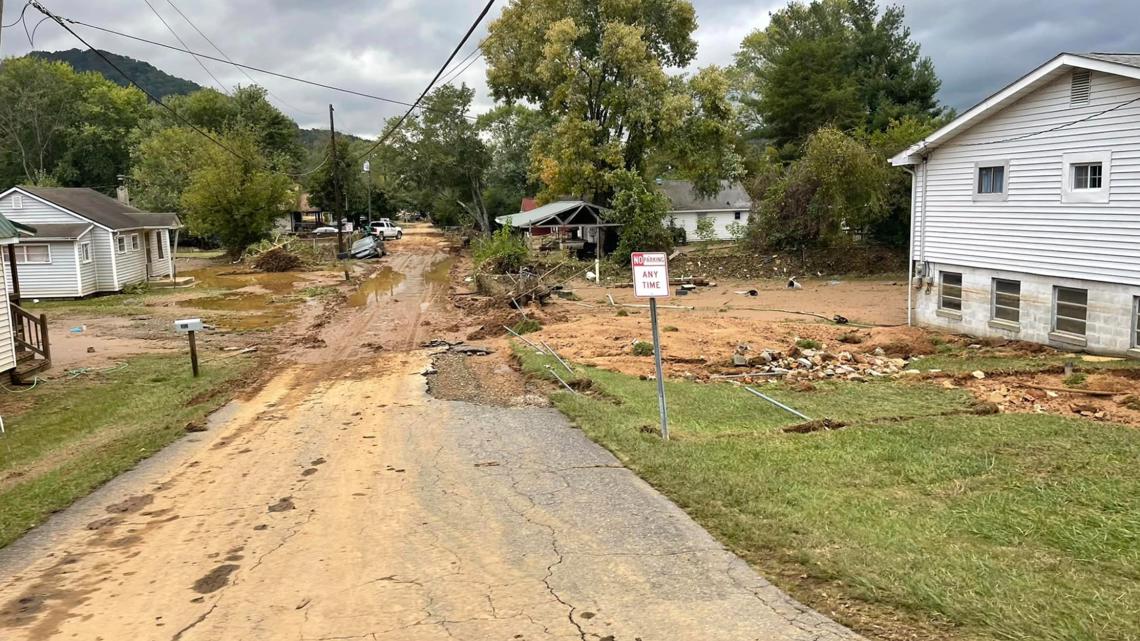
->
29 49 203 99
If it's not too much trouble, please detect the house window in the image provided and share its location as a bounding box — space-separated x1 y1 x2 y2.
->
1062 151 1110 203
116 236 126 253
79 242 92 263
1053 286 1088 336
973 161 1009 201
992 279 1020 323
14 244 50 264
1134 297 1140 348
939 272 963 313
1072 162 1102 190
156 232 165 259
978 166 1004 193
130 234 140 251
733 211 742 220
12 194 22 210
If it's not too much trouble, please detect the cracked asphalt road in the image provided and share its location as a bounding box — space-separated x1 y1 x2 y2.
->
0 229 861 641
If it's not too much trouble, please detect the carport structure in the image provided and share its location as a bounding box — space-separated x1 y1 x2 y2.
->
495 200 618 257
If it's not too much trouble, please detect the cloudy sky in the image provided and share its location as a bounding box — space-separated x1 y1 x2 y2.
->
2 0 1139 136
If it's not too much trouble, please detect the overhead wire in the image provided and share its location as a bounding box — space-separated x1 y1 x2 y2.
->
160 0 317 116
58 18 477 121
27 1 324 179
139 0 230 93
350 0 498 163
959 95 1140 146
2 2 31 28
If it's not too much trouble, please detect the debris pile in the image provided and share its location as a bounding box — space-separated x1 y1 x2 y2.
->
252 248 304 272
724 344 915 382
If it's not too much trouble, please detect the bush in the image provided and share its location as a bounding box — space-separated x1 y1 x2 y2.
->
607 170 673 263
511 318 542 335
695 216 717 243
725 221 747 242
796 338 822 350
1063 373 1088 388
632 341 655 356
474 225 529 274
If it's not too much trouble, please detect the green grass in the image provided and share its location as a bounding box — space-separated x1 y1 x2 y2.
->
909 352 1140 375
516 346 1140 641
0 354 255 548
25 289 173 318
796 338 822 350
511 318 542 335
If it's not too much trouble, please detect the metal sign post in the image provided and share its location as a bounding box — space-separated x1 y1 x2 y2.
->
631 252 670 440
175 318 204 377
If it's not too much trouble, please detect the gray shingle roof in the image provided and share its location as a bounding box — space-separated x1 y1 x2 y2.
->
657 180 751 212
17 187 180 230
1081 53 1140 68
23 223 93 240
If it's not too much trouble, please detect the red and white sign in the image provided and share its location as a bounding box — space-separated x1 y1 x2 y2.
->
631 252 670 298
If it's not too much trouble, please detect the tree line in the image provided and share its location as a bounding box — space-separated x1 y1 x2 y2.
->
0 0 947 259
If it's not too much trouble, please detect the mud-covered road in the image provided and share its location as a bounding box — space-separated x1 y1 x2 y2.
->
0 227 860 641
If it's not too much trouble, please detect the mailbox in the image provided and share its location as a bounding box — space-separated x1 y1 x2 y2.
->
174 318 204 333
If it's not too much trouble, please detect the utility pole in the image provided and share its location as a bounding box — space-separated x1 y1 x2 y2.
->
328 104 344 255
363 158 373 228
1 0 6 54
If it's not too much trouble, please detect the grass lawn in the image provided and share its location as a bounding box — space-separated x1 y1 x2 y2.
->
25 289 175 318
910 350 1140 375
0 354 256 549
516 347 1140 641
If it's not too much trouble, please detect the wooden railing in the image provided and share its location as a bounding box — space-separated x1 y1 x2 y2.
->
11 304 50 363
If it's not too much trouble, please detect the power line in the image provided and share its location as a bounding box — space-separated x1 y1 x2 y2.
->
27 1 321 179
960 95 1140 147
62 18 477 121
351 0 498 163
139 0 229 93
160 0 316 116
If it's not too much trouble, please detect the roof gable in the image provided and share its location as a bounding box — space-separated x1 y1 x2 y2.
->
658 180 750 212
5 186 180 230
891 53 1140 165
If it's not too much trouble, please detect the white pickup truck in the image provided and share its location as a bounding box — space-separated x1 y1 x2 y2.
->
369 220 403 240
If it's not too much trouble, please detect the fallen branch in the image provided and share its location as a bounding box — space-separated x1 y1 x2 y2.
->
1026 385 1119 397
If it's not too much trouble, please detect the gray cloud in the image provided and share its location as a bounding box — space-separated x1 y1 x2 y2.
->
3 0 1140 136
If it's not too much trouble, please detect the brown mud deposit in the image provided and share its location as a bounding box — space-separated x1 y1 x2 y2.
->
192 564 240 594
426 350 549 407
962 370 1140 426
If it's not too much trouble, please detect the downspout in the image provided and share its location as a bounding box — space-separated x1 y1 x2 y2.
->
902 166 916 326
919 151 931 271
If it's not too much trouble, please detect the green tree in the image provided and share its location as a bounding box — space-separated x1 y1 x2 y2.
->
0 56 145 189
607 170 674 262
180 130 293 257
306 136 359 223
734 0 943 150
477 104 551 220
129 126 209 212
159 86 301 164
483 0 743 206
747 127 889 249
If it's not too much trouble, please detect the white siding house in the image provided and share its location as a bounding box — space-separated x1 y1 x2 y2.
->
892 53 1140 357
658 180 751 241
0 216 21 377
0 187 180 298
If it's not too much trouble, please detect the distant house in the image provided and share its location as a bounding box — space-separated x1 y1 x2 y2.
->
497 201 619 256
891 52 1140 356
0 187 180 298
658 180 751 241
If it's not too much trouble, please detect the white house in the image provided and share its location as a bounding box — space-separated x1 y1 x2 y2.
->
0 187 180 298
0 211 51 382
658 180 751 241
892 53 1140 357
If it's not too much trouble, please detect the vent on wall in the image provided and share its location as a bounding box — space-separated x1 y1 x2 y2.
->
1071 69 1091 105
12 194 22 210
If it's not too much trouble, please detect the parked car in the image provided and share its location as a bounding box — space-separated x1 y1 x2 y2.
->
370 220 403 240
313 226 339 235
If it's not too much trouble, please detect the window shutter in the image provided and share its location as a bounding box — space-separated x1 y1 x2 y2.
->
1071 69 1091 105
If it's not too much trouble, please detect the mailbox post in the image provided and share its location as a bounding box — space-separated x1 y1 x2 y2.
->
174 318 204 377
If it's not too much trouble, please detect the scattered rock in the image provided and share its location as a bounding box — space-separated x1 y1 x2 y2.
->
268 497 295 513
971 370 986 380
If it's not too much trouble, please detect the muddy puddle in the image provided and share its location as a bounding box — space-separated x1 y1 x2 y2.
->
349 267 406 307
174 293 296 331
181 266 305 294
426 257 456 286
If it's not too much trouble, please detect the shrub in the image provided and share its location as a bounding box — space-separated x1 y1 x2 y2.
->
725 221 747 242
474 225 529 274
607 170 673 263
796 338 822 350
632 341 655 356
1062 373 1088 388
695 216 717 243
511 318 542 335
